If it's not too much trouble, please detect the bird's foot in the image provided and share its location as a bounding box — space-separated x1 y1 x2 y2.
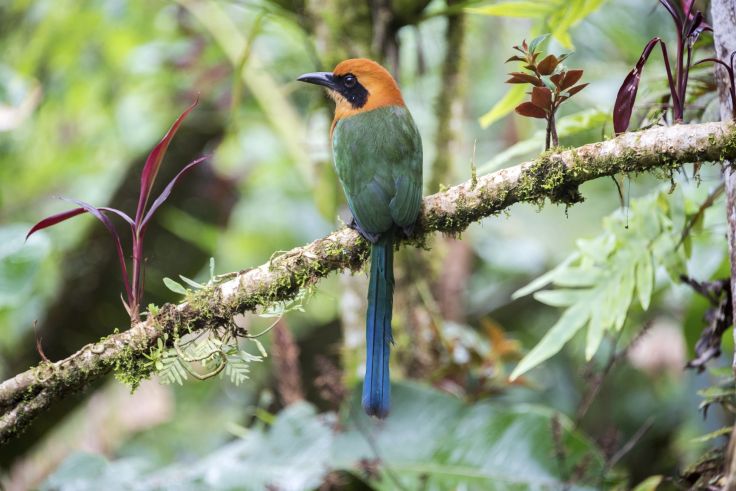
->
401 222 417 239
348 216 380 243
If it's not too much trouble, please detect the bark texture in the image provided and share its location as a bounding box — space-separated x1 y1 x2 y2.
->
709 1 736 489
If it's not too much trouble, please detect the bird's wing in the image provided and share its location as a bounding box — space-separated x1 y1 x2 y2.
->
332 106 423 235
387 107 422 228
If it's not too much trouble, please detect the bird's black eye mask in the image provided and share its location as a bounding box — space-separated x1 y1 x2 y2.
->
333 73 369 109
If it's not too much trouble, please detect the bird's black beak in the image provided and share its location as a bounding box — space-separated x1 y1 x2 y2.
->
297 71 336 90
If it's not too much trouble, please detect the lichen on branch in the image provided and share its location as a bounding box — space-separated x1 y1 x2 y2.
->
1 120 735 444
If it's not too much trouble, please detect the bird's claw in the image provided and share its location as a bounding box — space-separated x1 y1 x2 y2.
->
348 216 380 243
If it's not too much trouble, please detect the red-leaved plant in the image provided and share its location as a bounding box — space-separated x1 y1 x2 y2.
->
27 100 207 322
613 0 710 134
506 35 588 150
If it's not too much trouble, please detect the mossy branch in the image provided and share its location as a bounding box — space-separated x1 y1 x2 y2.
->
1 120 736 444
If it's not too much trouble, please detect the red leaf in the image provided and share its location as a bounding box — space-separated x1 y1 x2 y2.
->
694 57 730 70
505 55 524 63
565 83 589 97
537 54 559 76
531 86 552 109
99 207 135 226
613 38 663 134
506 72 543 86
62 199 132 302
515 101 547 119
29 200 132 302
26 207 86 240
560 69 584 90
141 155 209 228
134 98 199 225
659 0 683 31
550 73 563 87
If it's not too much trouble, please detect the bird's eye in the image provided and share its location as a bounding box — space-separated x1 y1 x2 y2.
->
344 74 356 88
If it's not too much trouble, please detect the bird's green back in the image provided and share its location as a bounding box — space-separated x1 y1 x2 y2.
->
332 105 423 235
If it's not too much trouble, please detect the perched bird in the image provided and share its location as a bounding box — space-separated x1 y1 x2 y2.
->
298 59 422 418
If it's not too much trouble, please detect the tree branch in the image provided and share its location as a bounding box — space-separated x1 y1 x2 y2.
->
1 120 735 444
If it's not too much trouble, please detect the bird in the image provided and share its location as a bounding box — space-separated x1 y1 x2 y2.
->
298 59 423 418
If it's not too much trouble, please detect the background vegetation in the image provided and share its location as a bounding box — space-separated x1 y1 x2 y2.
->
0 0 732 489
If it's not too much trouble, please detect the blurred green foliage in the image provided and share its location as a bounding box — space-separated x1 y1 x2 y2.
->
0 0 732 489
41 383 607 490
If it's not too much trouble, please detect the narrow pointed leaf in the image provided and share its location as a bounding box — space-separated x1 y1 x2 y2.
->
135 99 199 225
505 55 525 63
515 101 547 119
585 301 603 360
694 57 731 70
528 33 550 54
98 207 135 227
62 198 131 302
163 277 188 295
550 73 563 87
636 252 654 310
658 0 683 30
510 302 591 380
565 83 589 97
512 253 580 299
479 84 527 128
26 207 86 240
613 38 662 134
506 72 543 85
533 289 583 307
466 2 554 18
179 275 205 289
141 156 208 228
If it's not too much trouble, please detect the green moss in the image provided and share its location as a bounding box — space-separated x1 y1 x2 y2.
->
718 124 736 162
516 151 584 206
110 342 153 391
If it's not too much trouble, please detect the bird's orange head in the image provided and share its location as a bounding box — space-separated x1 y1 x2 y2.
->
297 58 405 130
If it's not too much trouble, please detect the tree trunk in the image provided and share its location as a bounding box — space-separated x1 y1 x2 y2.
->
709 1 736 489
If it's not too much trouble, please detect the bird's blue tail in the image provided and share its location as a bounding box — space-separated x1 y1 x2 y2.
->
362 235 394 418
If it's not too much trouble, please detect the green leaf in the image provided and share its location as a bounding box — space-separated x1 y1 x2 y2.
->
511 302 590 380
178 275 204 289
690 426 733 444
585 299 603 360
251 339 268 358
479 84 527 128
631 475 663 491
512 253 579 299
466 1 555 18
636 252 654 310
528 33 550 53
162 277 187 295
612 264 635 331
158 354 187 385
533 289 585 307
42 383 607 490
513 188 683 372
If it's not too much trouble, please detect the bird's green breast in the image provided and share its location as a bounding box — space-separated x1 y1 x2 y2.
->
332 105 423 235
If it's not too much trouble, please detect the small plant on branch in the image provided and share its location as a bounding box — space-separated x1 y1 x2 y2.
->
26 100 207 322
506 35 588 150
613 0 710 134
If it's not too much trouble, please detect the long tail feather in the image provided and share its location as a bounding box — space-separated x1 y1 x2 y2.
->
362 234 394 418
